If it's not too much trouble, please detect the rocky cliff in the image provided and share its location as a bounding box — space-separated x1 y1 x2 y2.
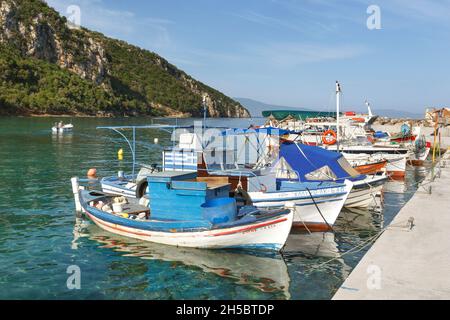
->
0 0 249 117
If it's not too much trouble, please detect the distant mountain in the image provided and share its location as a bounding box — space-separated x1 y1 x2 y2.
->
234 97 312 118
236 97 423 119
346 106 423 119
0 0 249 117
371 109 423 119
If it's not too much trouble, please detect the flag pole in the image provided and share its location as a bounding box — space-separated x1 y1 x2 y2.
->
336 81 341 152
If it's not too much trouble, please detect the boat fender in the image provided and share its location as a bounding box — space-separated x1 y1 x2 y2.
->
322 130 337 145
87 168 97 178
136 179 149 198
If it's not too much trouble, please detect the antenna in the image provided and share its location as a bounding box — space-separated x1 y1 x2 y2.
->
336 81 341 152
365 100 373 117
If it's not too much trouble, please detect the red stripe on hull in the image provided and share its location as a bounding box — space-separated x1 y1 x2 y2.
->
212 218 288 236
85 211 288 238
86 212 152 237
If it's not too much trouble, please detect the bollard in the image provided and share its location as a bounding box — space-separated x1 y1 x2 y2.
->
71 177 82 211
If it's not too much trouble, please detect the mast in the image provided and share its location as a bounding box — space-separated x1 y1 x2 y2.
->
202 95 207 149
336 81 341 151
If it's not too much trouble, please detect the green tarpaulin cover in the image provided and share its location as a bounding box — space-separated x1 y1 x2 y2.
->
262 110 340 120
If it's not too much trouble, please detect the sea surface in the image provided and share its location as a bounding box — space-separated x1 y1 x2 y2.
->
0 117 430 300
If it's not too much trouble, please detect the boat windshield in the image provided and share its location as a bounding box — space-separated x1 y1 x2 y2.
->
304 165 337 181
337 157 360 178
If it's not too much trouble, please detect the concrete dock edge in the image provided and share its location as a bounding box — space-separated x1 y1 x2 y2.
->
333 156 450 300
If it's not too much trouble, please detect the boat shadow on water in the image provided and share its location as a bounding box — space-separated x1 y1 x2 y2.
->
72 217 292 299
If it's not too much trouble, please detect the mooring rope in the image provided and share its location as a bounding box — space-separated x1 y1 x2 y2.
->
306 187 334 232
300 218 414 275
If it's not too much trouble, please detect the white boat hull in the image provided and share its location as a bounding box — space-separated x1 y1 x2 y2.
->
345 184 383 208
342 152 407 179
84 210 293 251
248 180 353 231
52 124 74 133
344 175 387 208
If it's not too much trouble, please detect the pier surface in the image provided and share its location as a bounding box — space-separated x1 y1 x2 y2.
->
333 163 450 300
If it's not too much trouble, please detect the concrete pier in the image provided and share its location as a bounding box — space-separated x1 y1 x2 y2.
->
333 158 450 300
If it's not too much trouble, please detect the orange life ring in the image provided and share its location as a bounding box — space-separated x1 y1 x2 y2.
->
322 130 337 145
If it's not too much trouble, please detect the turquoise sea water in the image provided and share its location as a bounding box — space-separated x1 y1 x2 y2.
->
0 117 429 300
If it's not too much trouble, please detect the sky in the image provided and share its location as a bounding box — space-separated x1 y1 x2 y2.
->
46 0 450 113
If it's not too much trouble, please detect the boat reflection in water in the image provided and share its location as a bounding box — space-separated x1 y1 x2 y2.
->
285 231 342 259
337 207 383 232
51 131 73 143
72 217 291 299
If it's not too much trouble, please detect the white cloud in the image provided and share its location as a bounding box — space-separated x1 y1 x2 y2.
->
45 0 173 49
382 0 450 23
245 42 367 67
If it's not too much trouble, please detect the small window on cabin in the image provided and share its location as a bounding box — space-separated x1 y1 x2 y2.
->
274 157 299 180
337 157 360 178
304 165 337 181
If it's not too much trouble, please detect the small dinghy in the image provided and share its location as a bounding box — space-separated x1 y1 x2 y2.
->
76 171 293 251
52 122 73 133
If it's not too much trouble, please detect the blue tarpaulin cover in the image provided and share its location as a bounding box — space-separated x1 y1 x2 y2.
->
279 142 366 182
220 127 294 136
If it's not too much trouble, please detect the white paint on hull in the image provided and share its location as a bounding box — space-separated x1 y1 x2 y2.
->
249 180 353 227
101 183 137 198
84 210 293 250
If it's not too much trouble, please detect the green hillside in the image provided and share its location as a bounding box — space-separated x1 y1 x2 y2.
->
0 0 249 117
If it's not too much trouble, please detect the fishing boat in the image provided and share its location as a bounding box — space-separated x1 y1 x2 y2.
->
247 179 353 231
74 171 293 251
278 142 388 209
197 164 352 231
353 159 387 175
195 128 353 231
332 145 409 179
52 122 73 133
94 124 353 231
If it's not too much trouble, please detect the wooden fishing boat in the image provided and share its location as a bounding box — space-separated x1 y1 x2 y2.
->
353 159 387 175
76 171 293 251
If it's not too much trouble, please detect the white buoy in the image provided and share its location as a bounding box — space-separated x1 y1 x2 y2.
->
154 137 159 145
71 177 82 211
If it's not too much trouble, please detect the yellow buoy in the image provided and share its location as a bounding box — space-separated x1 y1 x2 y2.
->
118 148 123 161
121 213 129 218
